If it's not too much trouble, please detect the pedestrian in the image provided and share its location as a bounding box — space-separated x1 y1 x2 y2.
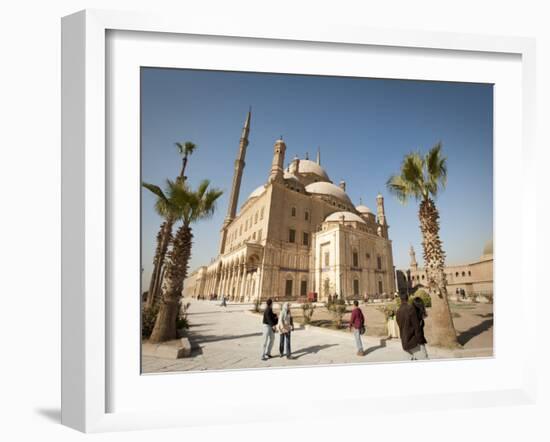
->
396 292 428 360
220 294 227 307
278 302 294 359
261 298 278 361
412 296 429 359
349 300 365 356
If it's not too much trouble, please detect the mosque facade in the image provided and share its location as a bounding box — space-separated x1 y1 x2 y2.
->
396 241 494 299
183 111 396 302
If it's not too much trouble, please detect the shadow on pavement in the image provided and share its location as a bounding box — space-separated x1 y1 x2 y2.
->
188 331 263 344
363 337 391 355
457 318 493 345
292 343 338 359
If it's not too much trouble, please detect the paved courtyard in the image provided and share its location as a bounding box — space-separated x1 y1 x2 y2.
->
142 299 490 374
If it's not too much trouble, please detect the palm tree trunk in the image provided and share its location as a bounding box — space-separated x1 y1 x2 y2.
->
153 264 166 306
149 225 193 343
419 198 459 348
179 156 188 181
145 219 173 309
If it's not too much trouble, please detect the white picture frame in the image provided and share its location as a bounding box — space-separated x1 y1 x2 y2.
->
61 9 537 433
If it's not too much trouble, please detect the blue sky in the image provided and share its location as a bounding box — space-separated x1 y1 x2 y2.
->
141 68 493 288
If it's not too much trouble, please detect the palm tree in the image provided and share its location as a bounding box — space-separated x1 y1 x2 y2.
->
143 141 198 309
386 142 458 348
142 183 179 310
175 141 196 182
149 179 223 343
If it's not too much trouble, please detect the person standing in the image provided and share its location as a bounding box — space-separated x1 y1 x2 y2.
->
349 300 365 356
412 296 429 359
220 294 227 307
261 298 278 361
278 302 294 359
396 292 427 360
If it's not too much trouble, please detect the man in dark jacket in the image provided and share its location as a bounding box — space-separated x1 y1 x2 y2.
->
396 292 428 360
261 298 278 361
349 300 365 356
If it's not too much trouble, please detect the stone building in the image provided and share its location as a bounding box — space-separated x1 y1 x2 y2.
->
183 110 396 302
397 241 493 298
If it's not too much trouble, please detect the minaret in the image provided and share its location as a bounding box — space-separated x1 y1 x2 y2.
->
316 146 321 165
409 245 418 270
219 109 251 254
376 192 387 226
376 192 388 239
268 137 286 183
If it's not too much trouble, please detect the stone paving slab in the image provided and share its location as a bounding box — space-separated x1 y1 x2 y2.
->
141 299 491 374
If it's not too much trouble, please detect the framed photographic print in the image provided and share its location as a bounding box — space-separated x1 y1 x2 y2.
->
61 9 537 433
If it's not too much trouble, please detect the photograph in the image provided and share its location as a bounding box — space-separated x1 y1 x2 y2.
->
140 68 494 373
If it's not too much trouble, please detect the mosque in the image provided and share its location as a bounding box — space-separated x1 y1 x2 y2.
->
397 241 493 299
183 110 396 302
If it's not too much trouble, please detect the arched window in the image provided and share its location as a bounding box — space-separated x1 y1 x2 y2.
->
305 210 309 221
260 207 265 220
352 250 359 267
300 279 307 296
462 271 466 277
468 271 471 276
291 207 296 217
288 229 296 243
353 279 359 296
285 279 293 297
455 272 459 277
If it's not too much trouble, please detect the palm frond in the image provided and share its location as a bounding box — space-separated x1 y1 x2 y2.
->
425 142 447 197
175 141 197 156
184 141 196 156
196 179 211 200
386 175 410 204
142 182 167 201
198 188 224 220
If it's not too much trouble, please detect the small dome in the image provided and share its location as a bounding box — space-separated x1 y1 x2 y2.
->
325 211 367 224
356 205 373 214
482 239 493 256
305 181 352 205
287 159 330 182
247 185 266 200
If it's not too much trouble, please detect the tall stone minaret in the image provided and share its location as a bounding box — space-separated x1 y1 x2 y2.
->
316 146 321 165
376 192 387 226
409 245 418 270
219 109 251 254
268 137 286 183
376 192 388 238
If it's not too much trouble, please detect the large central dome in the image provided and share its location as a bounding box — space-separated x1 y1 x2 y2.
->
305 181 352 205
286 159 330 182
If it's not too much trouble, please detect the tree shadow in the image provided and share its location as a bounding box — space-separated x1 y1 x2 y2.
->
187 331 263 344
457 318 493 345
363 337 391 356
292 344 339 359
